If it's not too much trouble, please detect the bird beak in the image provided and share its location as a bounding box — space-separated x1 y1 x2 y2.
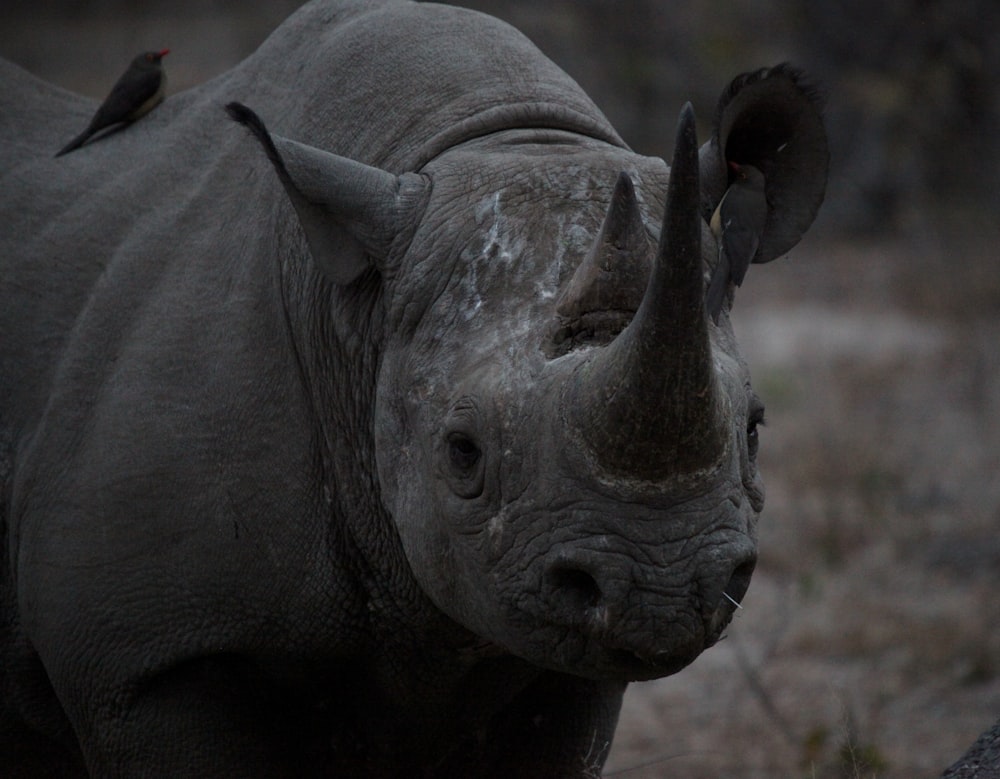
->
158 48 171 58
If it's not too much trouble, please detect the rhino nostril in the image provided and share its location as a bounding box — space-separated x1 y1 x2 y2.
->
547 564 603 613
721 557 756 609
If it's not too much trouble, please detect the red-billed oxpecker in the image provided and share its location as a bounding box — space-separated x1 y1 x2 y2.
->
55 49 170 157
706 161 767 323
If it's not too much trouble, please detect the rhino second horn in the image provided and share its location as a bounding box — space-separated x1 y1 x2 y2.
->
556 171 651 320
567 103 726 481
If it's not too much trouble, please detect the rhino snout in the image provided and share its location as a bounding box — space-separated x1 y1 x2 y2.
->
540 540 756 675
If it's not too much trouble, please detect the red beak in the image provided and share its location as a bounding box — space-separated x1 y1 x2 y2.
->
158 48 170 58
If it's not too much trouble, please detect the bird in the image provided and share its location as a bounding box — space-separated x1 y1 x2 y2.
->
705 162 768 323
55 49 170 157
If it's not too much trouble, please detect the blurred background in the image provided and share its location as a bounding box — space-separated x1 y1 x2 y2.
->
2 1 998 776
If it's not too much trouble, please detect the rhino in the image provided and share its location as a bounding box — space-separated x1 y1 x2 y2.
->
0 0 827 775
942 719 1000 778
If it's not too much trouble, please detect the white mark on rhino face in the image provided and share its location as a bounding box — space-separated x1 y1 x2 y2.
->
463 191 536 323
478 192 521 266
463 184 608 329
487 513 503 541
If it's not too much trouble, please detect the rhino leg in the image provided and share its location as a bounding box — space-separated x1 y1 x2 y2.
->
1 574 84 776
0 678 84 779
60 657 316 778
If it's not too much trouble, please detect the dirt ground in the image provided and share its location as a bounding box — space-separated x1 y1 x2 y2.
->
3 8 998 778
606 226 1000 778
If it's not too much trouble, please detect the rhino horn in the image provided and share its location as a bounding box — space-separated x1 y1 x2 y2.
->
226 102 429 285
556 171 651 320
568 103 725 480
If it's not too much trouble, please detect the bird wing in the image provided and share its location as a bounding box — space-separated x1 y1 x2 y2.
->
88 67 163 131
721 219 762 288
705 251 730 323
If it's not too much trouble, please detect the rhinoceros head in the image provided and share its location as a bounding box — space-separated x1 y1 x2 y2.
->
228 64 827 681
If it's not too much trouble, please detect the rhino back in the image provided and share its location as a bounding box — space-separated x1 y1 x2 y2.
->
217 0 625 169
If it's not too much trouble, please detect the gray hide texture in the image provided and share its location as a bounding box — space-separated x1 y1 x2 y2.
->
942 719 1000 779
0 0 827 776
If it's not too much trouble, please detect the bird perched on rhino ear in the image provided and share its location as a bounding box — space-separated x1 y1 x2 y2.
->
706 161 768 323
55 49 170 157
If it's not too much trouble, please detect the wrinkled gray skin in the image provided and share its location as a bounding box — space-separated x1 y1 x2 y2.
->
0 0 827 776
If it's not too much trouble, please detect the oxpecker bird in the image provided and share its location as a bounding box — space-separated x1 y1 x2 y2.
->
706 162 768 323
55 49 170 157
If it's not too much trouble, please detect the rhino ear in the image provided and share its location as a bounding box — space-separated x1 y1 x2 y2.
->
226 102 429 285
699 64 828 264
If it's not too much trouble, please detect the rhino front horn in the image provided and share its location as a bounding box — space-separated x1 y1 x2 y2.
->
567 103 726 481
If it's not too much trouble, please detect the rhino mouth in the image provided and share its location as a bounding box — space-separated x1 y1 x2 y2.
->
592 595 740 682
508 599 730 683
531 622 710 683
549 601 737 682
603 644 703 681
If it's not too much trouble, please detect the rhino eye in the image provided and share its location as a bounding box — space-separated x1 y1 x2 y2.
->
448 433 481 473
444 432 484 499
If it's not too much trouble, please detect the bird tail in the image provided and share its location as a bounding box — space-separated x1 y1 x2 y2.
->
55 129 92 157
